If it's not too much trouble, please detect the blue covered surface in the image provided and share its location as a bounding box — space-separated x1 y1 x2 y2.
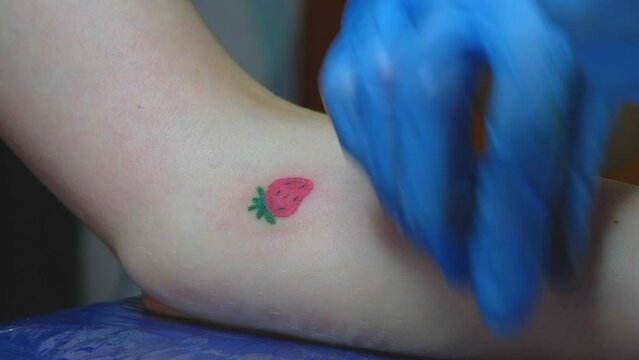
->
0 298 400 359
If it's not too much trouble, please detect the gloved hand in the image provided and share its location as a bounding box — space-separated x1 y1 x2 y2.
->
320 0 635 334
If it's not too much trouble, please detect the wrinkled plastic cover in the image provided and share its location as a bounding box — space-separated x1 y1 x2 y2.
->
0 298 397 359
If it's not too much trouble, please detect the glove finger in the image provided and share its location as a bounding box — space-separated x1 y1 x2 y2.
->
320 33 368 164
322 0 417 218
346 3 405 215
470 12 579 334
347 0 433 224
560 88 615 273
394 8 478 285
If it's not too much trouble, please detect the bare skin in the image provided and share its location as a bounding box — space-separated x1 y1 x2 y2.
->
1 1 638 358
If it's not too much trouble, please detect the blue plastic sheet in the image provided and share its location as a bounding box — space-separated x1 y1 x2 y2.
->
0 298 401 359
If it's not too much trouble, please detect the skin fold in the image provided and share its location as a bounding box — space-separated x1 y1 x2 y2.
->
1 1 639 358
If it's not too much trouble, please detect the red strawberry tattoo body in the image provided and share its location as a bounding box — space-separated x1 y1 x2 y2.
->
248 177 314 224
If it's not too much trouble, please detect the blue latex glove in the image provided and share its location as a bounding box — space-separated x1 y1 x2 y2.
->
320 0 637 334
535 0 639 102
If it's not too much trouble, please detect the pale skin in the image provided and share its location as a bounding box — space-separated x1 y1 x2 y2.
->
0 1 638 359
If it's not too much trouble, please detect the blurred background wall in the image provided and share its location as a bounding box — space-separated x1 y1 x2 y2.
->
1 0 637 321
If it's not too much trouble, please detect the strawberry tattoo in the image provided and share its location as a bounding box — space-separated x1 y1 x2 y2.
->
248 177 314 224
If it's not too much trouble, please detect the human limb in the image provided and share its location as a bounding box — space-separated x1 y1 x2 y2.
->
1 1 639 358
137 129 639 359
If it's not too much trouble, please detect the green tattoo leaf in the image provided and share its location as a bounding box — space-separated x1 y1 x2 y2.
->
264 213 276 225
256 209 264 219
248 204 258 211
257 187 265 197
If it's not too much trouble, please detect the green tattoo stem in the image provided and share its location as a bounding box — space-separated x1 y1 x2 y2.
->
248 187 277 225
